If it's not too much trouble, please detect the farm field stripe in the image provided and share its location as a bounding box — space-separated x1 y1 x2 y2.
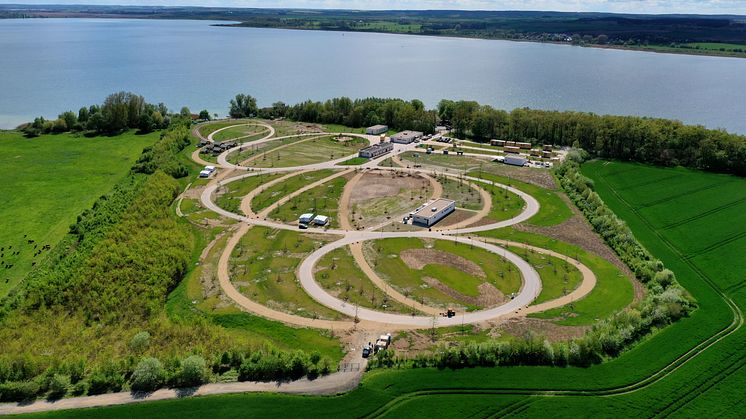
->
636 181 728 209
661 196 746 230
683 230 746 259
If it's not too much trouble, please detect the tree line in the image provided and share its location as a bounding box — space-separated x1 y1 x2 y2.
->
234 93 746 177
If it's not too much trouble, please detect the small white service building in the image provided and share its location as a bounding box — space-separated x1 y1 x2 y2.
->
411 199 456 227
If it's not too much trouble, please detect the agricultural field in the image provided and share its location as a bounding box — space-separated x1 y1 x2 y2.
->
251 135 367 168
364 238 522 311
0 130 158 296
348 171 432 229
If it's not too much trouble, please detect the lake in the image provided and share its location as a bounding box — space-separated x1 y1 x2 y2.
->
1 18 746 133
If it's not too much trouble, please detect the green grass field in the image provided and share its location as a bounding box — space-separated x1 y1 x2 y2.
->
270 175 348 227
214 173 282 214
21 159 746 419
0 130 158 296
438 175 484 210
251 169 335 213
212 124 268 142
507 245 583 305
365 238 522 310
165 225 344 360
251 136 367 168
478 227 633 325
230 226 349 320
196 121 250 139
314 246 413 314
337 156 368 166
467 171 573 226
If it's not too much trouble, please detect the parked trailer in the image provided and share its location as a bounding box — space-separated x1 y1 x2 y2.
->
505 141 517 147
490 139 506 147
504 146 521 154
516 141 532 149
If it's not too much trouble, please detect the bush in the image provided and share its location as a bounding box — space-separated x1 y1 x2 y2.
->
47 374 70 400
130 331 151 353
130 358 165 392
175 355 207 388
0 381 41 402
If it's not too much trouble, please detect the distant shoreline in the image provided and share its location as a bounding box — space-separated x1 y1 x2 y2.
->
4 13 745 60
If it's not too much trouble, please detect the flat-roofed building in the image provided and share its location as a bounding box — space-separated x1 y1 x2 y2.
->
390 130 424 144
359 142 393 158
411 199 456 227
366 125 389 135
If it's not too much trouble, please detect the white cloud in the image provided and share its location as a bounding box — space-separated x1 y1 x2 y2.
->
6 0 746 14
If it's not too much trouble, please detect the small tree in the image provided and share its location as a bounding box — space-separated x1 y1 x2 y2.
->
176 355 207 387
198 110 212 121
130 357 165 392
129 331 151 353
47 374 70 400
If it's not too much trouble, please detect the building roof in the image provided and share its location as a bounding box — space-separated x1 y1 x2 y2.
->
299 213 314 220
368 124 388 129
413 199 456 218
391 130 424 140
313 215 329 222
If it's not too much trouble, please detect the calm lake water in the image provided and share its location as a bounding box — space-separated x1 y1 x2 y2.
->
1 18 746 133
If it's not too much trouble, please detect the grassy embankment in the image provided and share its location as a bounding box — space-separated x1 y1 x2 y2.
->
0 130 158 297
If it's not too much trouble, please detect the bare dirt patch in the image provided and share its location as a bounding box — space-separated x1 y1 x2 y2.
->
349 170 429 204
492 317 591 342
433 209 476 228
482 165 557 190
401 249 485 277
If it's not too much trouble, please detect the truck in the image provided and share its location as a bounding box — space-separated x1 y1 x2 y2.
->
374 333 392 353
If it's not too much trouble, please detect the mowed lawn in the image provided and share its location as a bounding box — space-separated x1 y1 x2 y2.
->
583 161 746 291
252 136 368 168
0 130 157 296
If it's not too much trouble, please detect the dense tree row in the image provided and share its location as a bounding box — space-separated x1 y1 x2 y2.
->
243 94 746 176
22 92 170 137
370 153 695 371
436 101 746 176
132 123 192 178
246 95 437 134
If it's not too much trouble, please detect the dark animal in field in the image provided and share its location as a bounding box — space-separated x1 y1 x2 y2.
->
31 262 36 267
28 240 34 244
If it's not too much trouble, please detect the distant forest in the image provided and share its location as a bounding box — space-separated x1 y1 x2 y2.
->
2 5 746 56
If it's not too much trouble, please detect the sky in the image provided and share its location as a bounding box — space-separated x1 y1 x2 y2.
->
5 0 746 15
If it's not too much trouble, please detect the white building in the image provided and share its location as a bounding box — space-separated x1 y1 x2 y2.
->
390 130 424 144
199 170 211 178
359 142 393 158
411 199 456 227
505 156 528 167
366 125 389 135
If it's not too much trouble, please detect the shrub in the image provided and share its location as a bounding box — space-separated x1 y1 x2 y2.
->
0 381 41 402
130 358 165 392
47 374 70 400
175 355 207 388
130 331 151 353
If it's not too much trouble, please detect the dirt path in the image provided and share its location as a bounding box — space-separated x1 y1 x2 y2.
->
479 237 597 314
0 369 364 415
